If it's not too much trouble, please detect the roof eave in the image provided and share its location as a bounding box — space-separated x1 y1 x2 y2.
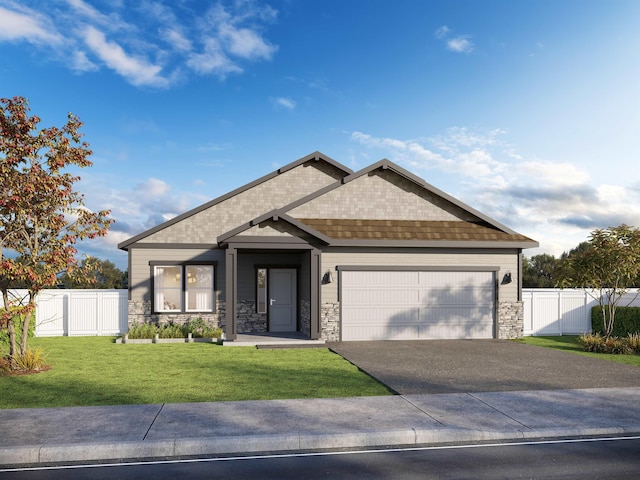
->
327 239 540 249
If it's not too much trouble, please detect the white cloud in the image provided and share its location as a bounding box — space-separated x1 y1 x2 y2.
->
434 25 474 54
271 96 296 110
0 6 63 44
136 178 171 197
162 28 192 52
187 37 242 76
82 26 168 87
71 49 98 72
434 25 450 39
447 36 474 53
0 1 279 88
219 23 277 60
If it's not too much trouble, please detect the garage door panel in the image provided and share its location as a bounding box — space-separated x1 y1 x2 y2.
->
343 288 420 305
345 271 419 285
343 324 420 341
343 306 420 323
420 305 493 323
420 321 493 339
341 270 496 341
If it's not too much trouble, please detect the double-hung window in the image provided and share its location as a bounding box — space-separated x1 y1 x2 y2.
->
153 263 215 313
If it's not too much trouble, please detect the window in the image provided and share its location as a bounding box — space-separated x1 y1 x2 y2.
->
153 264 215 313
186 265 214 312
257 268 267 314
154 266 182 312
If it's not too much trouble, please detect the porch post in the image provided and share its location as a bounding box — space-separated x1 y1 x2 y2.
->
310 248 321 339
225 247 237 340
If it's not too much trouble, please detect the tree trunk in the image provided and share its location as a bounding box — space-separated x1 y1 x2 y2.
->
6 316 17 367
20 311 31 355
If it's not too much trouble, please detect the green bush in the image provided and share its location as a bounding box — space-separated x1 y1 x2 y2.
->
591 306 640 337
126 319 222 340
158 323 184 339
127 322 158 339
181 318 222 338
0 313 35 346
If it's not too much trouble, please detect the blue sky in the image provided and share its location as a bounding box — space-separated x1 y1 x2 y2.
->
1 0 639 270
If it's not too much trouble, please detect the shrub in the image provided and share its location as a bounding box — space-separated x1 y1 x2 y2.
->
126 319 222 340
603 336 633 355
578 332 605 352
127 322 158 339
181 318 222 338
12 347 48 372
592 306 640 337
158 323 184 339
578 332 636 355
627 333 640 354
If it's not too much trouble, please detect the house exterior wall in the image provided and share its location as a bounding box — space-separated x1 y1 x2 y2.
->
138 163 342 244
288 170 478 222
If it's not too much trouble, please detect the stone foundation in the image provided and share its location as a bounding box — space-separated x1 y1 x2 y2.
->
237 300 267 333
300 299 311 337
497 301 523 339
127 300 224 329
321 302 340 341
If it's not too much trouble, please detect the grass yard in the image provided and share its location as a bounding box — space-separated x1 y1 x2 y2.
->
517 335 640 367
0 337 392 409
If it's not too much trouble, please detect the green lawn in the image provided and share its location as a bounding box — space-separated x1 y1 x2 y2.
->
0 337 392 409
517 335 640 367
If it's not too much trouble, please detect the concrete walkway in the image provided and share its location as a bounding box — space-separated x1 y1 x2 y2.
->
2 387 640 466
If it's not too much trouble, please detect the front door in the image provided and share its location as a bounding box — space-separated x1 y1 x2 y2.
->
269 268 297 332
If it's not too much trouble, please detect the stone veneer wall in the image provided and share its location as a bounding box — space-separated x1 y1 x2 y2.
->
321 302 340 341
300 299 311 337
236 300 267 333
127 300 225 329
497 301 523 339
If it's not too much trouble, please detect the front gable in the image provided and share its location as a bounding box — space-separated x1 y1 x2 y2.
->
282 160 537 247
118 152 351 249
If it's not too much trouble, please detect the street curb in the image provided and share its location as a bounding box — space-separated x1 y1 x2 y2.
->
3 426 640 466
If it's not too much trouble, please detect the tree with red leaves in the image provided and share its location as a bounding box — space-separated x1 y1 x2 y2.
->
0 96 112 371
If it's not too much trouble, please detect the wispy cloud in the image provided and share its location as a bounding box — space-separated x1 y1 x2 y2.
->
82 26 168 87
446 36 474 53
434 25 474 53
271 96 296 110
0 0 279 88
0 5 63 44
351 129 640 256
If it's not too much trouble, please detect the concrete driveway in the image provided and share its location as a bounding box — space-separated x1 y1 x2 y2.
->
328 339 640 394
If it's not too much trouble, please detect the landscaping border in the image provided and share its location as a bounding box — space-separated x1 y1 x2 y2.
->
115 333 222 345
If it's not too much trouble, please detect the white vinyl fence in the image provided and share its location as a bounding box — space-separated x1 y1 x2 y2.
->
2 289 128 337
523 288 640 336
3 288 640 337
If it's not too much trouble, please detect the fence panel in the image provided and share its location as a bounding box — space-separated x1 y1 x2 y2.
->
523 288 640 336
1 289 128 337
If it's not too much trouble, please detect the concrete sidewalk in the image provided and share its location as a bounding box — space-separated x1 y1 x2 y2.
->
2 387 640 466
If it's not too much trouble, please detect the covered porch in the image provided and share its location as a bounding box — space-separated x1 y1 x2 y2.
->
222 238 323 342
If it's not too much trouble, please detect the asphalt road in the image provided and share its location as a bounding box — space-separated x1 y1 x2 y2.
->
3 437 640 479
328 339 640 394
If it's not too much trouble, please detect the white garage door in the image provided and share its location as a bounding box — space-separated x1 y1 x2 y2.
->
341 270 495 340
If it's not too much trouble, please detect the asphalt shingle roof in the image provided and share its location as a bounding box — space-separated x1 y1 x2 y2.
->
298 218 535 243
